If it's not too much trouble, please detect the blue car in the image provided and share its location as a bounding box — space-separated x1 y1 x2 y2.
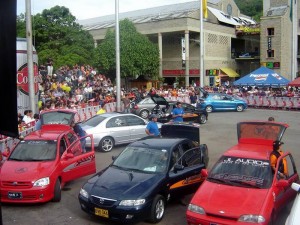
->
198 93 247 113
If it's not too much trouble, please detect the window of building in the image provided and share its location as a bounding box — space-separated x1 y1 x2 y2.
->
267 50 274 58
267 28 274 36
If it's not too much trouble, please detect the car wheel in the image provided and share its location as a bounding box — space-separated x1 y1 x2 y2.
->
52 179 61 202
139 109 149 119
205 106 213 113
236 105 244 112
148 195 165 223
199 114 207 124
99 136 114 152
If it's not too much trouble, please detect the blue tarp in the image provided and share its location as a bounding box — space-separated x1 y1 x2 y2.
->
233 67 290 87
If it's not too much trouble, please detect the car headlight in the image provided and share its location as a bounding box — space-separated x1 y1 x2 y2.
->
33 177 50 187
79 188 89 199
119 199 145 206
238 215 265 223
187 204 205 215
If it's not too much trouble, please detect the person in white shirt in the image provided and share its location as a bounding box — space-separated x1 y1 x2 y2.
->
22 110 35 124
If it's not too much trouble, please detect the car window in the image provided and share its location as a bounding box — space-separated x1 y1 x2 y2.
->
8 140 57 161
142 98 154 104
212 94 221 100
59 137 68 156
125 115 146 126
106 116 127 128
83 115 106 127
277 154 297 179
208 156 273 189
66 132 77 144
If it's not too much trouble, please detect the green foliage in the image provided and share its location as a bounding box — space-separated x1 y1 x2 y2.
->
235 0 263 21
17 6 95 68
95 19 160 79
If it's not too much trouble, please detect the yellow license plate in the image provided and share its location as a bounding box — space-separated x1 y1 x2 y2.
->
95 207 109 218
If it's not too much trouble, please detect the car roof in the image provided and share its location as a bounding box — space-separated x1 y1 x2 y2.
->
25 124 72 141
96 112 136 118
222 143 272 160
129 137 188 151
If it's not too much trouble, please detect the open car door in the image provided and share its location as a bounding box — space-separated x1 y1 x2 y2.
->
60 134 96 183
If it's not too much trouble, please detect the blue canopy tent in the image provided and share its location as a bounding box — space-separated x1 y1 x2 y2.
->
233 67 290 87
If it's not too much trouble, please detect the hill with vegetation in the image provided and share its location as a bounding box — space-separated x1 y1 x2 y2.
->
235 0 263 21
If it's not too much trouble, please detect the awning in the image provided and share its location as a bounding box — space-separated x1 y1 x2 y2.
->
220 68 240 78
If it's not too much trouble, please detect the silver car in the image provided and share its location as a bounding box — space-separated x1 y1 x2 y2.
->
81 112 161 152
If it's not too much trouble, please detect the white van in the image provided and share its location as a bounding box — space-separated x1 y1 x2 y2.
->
285 183 300 225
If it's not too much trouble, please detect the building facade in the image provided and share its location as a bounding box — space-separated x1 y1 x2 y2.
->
79 0 298 87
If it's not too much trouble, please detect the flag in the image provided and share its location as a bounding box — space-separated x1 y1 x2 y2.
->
202 0 208 18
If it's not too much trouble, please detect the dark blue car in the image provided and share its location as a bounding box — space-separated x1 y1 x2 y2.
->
198 93 248 113
78 123 208 224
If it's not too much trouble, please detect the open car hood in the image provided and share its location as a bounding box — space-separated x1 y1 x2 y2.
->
161 123 200 143
40 109 79 126
237 121 289 145
150 95 169 106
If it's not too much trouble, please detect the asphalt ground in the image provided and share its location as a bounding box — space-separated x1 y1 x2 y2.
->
2 108 300 225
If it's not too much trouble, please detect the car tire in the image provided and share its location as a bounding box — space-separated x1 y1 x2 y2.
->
205 106 213 113
52 179 61 202
199 114 207 124
236 105 244 112
148 195 166 223
139 109 149 119
99 136 114 152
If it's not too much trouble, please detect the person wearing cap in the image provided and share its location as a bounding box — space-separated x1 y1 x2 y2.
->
172 102 184 122
145 114 160 136
270 140 288 179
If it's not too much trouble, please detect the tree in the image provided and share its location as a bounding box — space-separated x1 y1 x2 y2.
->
94 19 160 81
235 0 263 21
17 6 95 68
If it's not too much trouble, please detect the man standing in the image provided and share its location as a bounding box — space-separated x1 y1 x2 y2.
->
172 102 184 122
71 120 87 152
145 114 160 136
122 94 131 113
270 140 287 179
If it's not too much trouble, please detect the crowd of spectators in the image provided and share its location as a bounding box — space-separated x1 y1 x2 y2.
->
14 62 300 134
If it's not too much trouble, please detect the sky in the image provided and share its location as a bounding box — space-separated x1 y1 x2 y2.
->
17 0 194 20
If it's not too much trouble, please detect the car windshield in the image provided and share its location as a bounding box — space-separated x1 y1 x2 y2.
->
82 115 106 127
9 140 57 161
113 147 169 173
208 156 272 189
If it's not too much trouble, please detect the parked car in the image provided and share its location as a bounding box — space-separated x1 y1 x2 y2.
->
198 92 248 113
0 109 96 203
81 112 162 152
285 183 300 225
131 95 208 124
186 121 299 225
78 123 209 224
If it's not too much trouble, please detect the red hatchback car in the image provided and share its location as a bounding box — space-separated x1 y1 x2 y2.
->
0 110 96 203
186 121 299 225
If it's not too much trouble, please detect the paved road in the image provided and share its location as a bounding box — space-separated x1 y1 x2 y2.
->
2 109 300 225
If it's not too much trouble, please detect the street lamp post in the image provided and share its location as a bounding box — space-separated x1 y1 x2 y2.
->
115 0 121 112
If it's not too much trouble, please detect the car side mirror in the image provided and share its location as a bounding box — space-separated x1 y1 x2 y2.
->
201 169 208 178
276 179 289 188
62 153 74 160
112 155 117 161
173 164 184 172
